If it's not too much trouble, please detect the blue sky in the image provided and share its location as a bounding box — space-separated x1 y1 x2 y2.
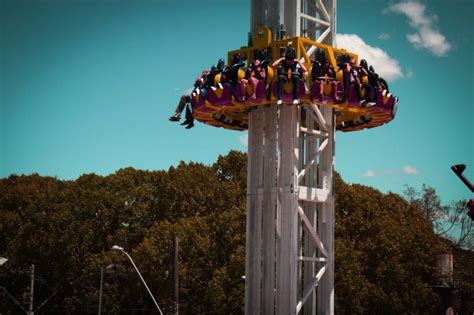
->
1 0 472 205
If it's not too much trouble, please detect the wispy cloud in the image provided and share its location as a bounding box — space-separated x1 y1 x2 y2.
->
173 87 180 91
378 33 390 40
403 165 420 175
363 170 376 177
385 1 451 56
362 165 420 178
336 33 403 81
184 87 194 95
238 133 248 146
406 68 414 78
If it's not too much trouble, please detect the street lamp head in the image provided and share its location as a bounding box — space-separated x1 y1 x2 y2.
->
111 245 124 252
451 164 466 176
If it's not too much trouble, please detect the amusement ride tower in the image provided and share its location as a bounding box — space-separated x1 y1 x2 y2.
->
246 1 336 314
178 0 398 313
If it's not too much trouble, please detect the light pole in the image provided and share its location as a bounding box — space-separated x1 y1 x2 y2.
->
111 246 163 315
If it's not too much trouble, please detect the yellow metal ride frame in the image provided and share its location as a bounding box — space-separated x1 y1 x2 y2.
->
192 26 398 132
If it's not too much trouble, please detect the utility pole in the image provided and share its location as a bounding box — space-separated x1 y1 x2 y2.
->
28 264 34 315
172 236 179 315
98 267 104 315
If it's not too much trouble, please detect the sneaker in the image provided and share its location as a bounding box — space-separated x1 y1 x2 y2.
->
277 99 283 105
169 113 181 121
292 99 299 105
250 94 257 99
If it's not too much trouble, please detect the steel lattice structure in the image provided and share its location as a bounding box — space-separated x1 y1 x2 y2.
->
246 0 336 314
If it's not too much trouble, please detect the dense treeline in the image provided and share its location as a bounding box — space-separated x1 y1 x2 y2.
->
0 151 472 314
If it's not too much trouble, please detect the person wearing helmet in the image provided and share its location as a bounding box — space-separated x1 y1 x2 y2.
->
272 47 307 105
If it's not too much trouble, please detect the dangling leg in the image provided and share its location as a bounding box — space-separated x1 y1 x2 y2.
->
185 103 193 121
180 97 193 126
169 95 188 121
336 73 351 104
332 80 341 102
354 83 365 106
291 74 300 104
319 80 324 102
363 84 375 105
182 103 194 129
277 75 286 104
250 77 258 99
240 79 248 101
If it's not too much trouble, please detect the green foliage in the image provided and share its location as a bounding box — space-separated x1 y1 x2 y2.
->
404 184 473 250
0 151 472 313
334 174 447 314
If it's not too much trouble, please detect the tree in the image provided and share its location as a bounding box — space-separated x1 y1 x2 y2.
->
404 184 473 250
0 151 472 313
335 174 445 314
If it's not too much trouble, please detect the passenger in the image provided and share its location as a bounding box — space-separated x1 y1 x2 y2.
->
337 55 363 104
169 95 191 122
169 69 209 129
204 59 225 88
368 65 389 94
336 54 349 102
312 48 337 101
311 48 327 81
246 59 266 99
367 65 380 93
222 54 245 92
358 59 375 105
273 47 307 105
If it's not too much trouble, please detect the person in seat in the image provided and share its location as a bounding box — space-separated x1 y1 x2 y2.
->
204 59 225 88
168 69 209 129
337 54 365 105
272 47 307 105
357 59 376 106
246 58 266 99
366 64 390 104
221 54 246 92
368 65 389 92
312 48 337 102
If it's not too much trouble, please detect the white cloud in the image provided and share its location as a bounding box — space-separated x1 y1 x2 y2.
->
403 165 419 175
386 1 451 56
363 170 376 177
378 33 390 40
406 68 414 78
336 33 403 81
238 133 248 146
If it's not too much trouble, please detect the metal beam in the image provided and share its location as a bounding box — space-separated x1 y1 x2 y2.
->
246 1 336 314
